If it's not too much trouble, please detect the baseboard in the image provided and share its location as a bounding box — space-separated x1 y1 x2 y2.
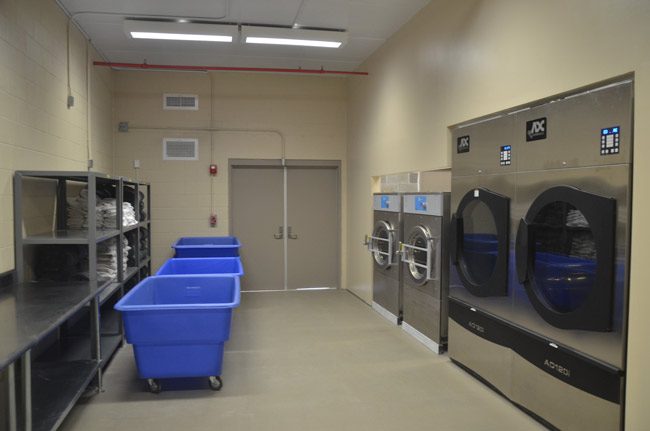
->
372 302 400 325
402 321 444 354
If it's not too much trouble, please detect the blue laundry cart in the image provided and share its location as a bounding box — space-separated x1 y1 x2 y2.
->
115 275 240 393
172 236 241 258
156 257 244 277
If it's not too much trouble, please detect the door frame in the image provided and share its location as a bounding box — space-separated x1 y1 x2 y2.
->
228 159 342 291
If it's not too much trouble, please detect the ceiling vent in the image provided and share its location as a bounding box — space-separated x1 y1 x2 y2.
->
163 93 199 110
163 138 199 161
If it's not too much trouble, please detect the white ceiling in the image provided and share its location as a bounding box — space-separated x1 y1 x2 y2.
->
58 0 430 71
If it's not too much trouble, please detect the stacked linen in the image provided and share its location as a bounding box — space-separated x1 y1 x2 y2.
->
96 237 131 280
123 203 138 226
67 189 102 229
101 200 138 228
67 187 139 229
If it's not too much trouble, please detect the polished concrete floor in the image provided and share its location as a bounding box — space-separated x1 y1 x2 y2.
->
61 290 543 431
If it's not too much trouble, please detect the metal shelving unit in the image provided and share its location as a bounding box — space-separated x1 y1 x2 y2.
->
5 171 152 431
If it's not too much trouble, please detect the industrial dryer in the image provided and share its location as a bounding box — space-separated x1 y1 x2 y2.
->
400 193 450 353
508 80 633 431
448 77 633 431
449 114 517 399
367 193 403 324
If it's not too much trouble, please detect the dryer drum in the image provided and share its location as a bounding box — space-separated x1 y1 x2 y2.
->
451 187 510 297
515 185 616 331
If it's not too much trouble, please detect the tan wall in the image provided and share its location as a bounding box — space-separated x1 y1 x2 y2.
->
0 0 114 272
113 71 347 273
346 0 650 428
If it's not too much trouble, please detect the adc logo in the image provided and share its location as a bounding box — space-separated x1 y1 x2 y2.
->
457 135 470 153
526 117 547 141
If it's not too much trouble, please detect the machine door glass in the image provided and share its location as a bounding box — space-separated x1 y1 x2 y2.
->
403 225 438 285
516 186 616 330
371 220 395 270
451 188 510 297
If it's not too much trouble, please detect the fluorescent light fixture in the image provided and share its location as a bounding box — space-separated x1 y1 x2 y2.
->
245 37 341 48
241 26 348 49
124 20 237 43
131 32 232 42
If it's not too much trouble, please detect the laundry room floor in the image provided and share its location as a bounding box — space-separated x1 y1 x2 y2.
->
60 290 543 431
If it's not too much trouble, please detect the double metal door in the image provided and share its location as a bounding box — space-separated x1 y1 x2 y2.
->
230 161 340 291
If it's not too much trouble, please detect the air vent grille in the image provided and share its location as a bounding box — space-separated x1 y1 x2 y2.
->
163 94 199 110
163 138 199 160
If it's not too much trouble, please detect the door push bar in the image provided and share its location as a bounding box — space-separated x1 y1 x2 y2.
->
398 237 440 281
364 233 394 266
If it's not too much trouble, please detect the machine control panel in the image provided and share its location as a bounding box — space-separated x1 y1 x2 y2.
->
500 145 512 166
374 194 402 212
600 127 620 155
415 196 427 211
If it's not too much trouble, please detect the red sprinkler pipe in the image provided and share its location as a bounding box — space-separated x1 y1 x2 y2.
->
93 61 369 76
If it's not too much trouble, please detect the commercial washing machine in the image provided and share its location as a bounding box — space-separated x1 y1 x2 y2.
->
367 193 403 324
400 193 450 353
448 114 517 398
508 80 633 430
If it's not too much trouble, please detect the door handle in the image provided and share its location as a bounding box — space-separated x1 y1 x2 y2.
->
287 226 298 240
515 218 530 283
274 226 284 239
450 214 463 265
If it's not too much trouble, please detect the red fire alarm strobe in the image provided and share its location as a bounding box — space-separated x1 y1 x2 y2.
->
210 213 217 227
209 164 217 176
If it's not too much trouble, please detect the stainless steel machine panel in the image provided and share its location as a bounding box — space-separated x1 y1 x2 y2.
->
401 193 450 350
516 81 633 172
373 194 402 213
370 194 403 322
452 115 516 177
403 193 445 216
448 298 514 399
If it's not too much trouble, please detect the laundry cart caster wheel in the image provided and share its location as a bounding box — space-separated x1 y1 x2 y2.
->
208 376 223 391
147 379 162 394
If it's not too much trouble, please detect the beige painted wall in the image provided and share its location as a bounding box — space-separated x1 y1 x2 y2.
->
113 71 347 274
346 0 650 428
0 0 114 273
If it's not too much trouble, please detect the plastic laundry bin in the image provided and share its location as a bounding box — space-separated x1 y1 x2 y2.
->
156 257 244 277
172 236 241 258
114 275 240 393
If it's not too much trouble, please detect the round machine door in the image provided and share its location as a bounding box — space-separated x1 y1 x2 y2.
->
451 188 510 297
403 225 439 285
515 186 616 331
371 220 396 270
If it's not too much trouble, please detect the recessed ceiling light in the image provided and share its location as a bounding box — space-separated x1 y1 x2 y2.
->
245 37 341 48
124 20 237 43
131 32 232 42
241 26 348 49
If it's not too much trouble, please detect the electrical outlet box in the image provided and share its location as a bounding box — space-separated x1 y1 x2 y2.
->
133 160 141 168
